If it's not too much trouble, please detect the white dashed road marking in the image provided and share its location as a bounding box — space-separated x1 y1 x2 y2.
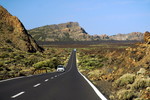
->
45 79 49 82
33 83 41 87
51 77 54 79
11 91 25 98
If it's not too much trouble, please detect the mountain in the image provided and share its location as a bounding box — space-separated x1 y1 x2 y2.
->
28 22 92 41
110 32 143 40
28 22 144 42
0 6 43 52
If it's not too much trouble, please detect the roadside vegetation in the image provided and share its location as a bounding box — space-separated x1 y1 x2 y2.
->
0 47 71 80
77 43 150 100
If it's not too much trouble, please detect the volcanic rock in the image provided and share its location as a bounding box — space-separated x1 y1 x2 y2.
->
28 22 92 41
144 31 150 44
0 6 43 52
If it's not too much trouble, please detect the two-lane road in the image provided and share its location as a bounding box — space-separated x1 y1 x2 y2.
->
0 50 107 100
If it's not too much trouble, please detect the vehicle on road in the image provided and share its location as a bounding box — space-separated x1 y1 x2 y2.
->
57 65 65 72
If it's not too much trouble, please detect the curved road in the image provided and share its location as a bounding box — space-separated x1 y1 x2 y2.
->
0 50 107 100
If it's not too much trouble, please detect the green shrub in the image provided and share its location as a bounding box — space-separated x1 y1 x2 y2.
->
33 60 50 69
0 53 9 58
23 55 39 66
0 61 4 67
134 98 145 100
114 73 135 87
117 89 135 100
0 48 13 52
33 57 61 70
4 59 16 64
14 54 25 60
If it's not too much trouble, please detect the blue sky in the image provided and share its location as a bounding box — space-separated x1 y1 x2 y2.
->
0 0 150 35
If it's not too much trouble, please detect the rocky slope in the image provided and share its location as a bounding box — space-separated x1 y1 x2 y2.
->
0 6 43 52
28 22 144 41
110 32 143 40
78 31 150 100
92 32 143 41
144 31 150 44
28 22 92 41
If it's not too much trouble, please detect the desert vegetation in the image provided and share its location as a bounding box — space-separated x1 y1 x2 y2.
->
0 47 71 80
77 41 150 100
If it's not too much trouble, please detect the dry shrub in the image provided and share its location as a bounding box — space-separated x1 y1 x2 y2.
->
114 73 135 87
131 77 150 90
88 69 103 80
117 89 135 100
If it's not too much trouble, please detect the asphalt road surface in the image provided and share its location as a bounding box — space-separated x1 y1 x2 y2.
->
0 50 107 100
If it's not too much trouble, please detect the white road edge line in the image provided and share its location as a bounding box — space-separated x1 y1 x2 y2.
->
11 91 25 98
0 76 25 83
33 83 41 87
76 50 107 100
45 79 49 82
79 72 107 100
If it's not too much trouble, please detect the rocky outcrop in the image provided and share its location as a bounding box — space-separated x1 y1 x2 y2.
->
0 6 43 52
29 22 144 41
109 32 143 41
28 22 92 41
144 31 150 44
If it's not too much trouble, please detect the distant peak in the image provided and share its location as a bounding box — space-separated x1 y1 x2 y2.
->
58 22 79 28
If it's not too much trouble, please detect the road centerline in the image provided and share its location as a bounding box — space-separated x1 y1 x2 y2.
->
45 79 49 82
11 91 25 99
33 83 41 87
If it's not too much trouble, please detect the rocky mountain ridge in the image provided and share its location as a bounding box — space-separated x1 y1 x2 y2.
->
0 6 43 52
28 22 144 42
28 22 92 41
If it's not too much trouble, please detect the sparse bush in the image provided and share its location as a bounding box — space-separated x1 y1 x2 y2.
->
14 54 25 60
137 68 146 75
88 69 103 80
0 47 13 52
33 57 61 70
134 98 145 100
114 73 135 87
0 53 9 58
117 89 135 100
9 53 17 58
33 60 50 69
4 59 16 64
146 87 150 92
0 61 4 67
23 55 39 66
132 78 150 90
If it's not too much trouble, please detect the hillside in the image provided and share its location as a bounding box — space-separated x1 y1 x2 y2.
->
0 6 43 52
110 32 143 40
28 22 143 42
28 22 92 41
78 31 150 100
0 6 50 80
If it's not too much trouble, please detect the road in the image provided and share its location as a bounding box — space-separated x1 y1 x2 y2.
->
0 50 107 100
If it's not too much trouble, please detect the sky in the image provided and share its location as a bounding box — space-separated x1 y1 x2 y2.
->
0 0 150 35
